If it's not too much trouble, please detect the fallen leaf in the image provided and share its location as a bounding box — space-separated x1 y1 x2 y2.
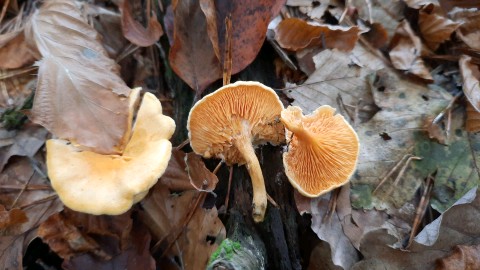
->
350 0 404 38
362 22 389 49
120 0 163 47
163 5 174 45
0 124 48 171
38 211 108 260
0 230 36 270
460 55 480 112
200 0 285 75
404 0 439 8
309 185 360 269
466 101 480 132
169 0 222 94
141 182 225 269
25 0 135 154
0 157 62 236
186 152 219 192
419 6 460 51
436 244 480 270
352 187 480 270
449 8 480 52
0 205 27 229
286 46 383 122
0 32 36 69
389 20 433 81
275 18 361 52
423 116 446 144
62 221 155 270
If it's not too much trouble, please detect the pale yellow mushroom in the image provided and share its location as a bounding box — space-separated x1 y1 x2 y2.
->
47 92 175 215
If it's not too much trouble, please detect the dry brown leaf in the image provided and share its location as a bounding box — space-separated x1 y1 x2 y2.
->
436 244 480 270
38 211 108 260
351 0 404 38
466 101 480 132
120 0 163 47
439 0 480 12
362 22 389 49
275 18 361 52
389 20 433 81
169 0 222 94
200 0 285 75
0 32 36 69
419 6 460 51
185 152 219 192
25 0 134 154
403 0 439 8
460 55 480 112
0 157 62 236
450 8 480 52
0 231 36 269
62 222 155 270
0 124 48 171
423 116 446 144
0 206 27 229
141 182 225 269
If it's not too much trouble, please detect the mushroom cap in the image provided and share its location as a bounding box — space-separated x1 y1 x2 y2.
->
187 81 285 165
47 92 175 215
281 105 359 197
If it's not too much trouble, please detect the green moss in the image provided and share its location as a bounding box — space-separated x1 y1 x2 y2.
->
209 238 242 263
1 93 33 130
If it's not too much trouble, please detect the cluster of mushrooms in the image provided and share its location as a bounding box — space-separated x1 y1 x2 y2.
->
188 81 359 222
46 81 359 223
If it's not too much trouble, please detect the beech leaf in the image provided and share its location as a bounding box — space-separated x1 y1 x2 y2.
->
26 0 134 154
200 0 285 75
120 0 164 47
418 7 459 51
169 0 222 94
460 55 480 112
275 18 361 52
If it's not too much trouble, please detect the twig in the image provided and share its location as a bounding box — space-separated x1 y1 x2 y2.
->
223 14 232 86
384 156 422 197
406 173 434 249
374 153 411 194
323 187 341 224
224 166 234 211
212 160 224 175
175 139 190 150
267 193 279 208
19 194 58 210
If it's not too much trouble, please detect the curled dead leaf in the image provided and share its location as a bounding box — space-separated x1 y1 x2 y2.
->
460 55 480 112
362 22 389 49
450 8 480 52
419 6 460 51
436 244 480 270
0 32 36 69
120 0 163 47
389 21 433 81
275 18 361 52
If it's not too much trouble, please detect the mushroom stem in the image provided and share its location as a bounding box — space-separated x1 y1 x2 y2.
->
233 136 267 223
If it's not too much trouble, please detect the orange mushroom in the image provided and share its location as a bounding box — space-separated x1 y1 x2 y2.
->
281 105 359 197
187 81 285 222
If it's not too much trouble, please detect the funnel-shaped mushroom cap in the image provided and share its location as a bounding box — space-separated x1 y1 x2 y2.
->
188 81 285 165
281 105 359 197
47 93 175 215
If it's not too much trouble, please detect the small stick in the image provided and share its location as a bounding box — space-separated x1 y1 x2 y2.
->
175 139 190 150
223 14 233 86
323 187 341 224
224 166 234 211
10 171 35 209
374 154 411 194
406 173 434 249
0 184 51 190
212 160 224 175
267 193 279 208
19 194 58 210
384 156 422 197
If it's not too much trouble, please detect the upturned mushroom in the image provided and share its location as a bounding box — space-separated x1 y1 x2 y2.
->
47 92 175 215
187 81 285 222
281 105 359 197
